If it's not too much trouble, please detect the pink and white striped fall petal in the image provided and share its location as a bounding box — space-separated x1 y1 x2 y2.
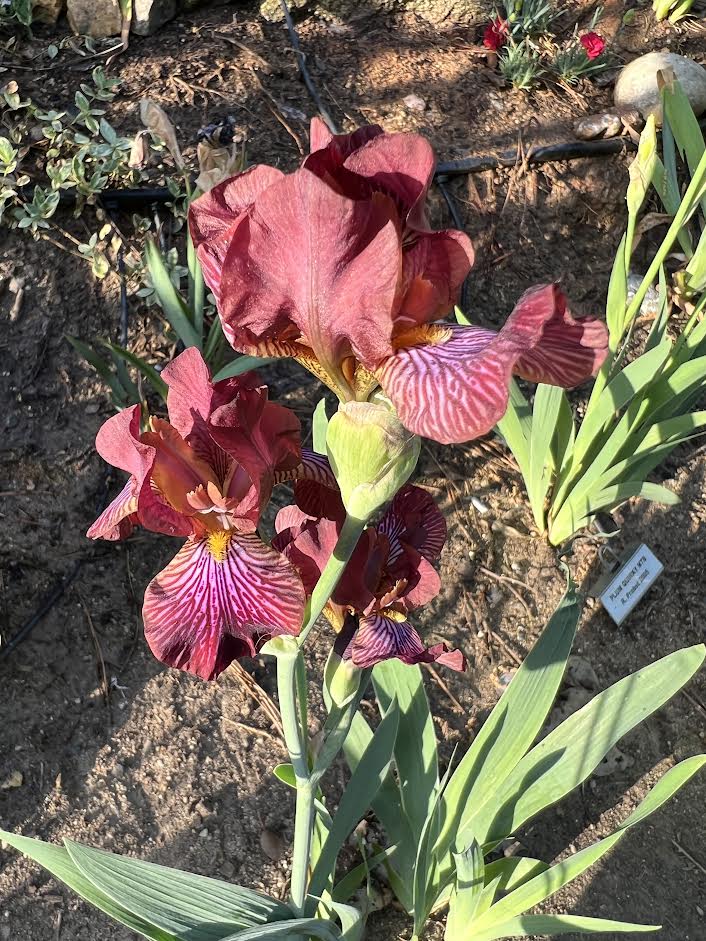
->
142 531 305 680
377 284 608 445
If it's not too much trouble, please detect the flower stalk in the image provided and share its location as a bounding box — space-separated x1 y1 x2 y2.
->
297 513 367 646
272 641 314 914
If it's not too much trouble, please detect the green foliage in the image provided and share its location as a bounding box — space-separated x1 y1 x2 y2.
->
498 40 544 91
653 0 695 22
0 0 33 26
550 7 610 84
502 0 560 39
4 68 136 230
493 84 706 545
0 829 298 941
342 580 705 939
72 233 275 410
494 4 608 91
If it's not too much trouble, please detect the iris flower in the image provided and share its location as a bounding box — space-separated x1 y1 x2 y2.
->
87 348 334 680
274 482 463 670
189 120 608 445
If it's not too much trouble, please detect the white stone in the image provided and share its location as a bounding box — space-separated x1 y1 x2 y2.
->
614 52 706 123
132 0 177 36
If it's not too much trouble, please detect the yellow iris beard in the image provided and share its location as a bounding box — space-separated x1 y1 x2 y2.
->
206 530 232 562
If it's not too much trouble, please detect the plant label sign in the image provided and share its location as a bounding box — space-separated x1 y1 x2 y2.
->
600 544 663 626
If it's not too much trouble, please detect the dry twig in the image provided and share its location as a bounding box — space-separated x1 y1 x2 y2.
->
76 588 111 724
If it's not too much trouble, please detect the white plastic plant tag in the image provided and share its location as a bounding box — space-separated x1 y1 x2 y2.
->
600 544 663 626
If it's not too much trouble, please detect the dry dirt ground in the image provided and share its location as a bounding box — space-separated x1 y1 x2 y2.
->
1 2 706 939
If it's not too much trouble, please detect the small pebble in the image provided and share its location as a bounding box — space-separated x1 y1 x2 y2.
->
194 799 211 820
567 655 599 691
260 828 285 861
626 272 661 318
574 111 624 141
0 771 23 789
403 93 426 113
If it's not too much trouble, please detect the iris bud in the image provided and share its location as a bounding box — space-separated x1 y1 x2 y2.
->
325 649 362 709
325 400 420 522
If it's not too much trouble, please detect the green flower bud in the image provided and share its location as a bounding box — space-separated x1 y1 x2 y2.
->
326 400 421 522
626 114 657 216
324 648 361 709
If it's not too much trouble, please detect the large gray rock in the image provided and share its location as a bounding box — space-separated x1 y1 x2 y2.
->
132 0 177 34
402 0 487 23
260 0 309 21
261 0 486 23
67 0 121 36
614 52 706 123
32 0 65 24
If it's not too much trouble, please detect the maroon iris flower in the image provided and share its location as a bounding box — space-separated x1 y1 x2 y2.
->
274 483 464 670
87 347 335 680
189 120 608 446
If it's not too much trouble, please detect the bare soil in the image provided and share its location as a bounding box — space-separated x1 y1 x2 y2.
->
1 2 706 940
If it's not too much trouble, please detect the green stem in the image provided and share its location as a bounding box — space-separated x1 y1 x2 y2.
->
276 648 313 915
297 513 367 647
290 781 315 915
186 231 205 343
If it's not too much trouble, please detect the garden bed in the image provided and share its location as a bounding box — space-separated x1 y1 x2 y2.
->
1 2 706 939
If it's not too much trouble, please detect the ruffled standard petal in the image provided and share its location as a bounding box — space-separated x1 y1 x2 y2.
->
351 612 464 670
343 131 436 228
305 119 385 189
95 404 152 478
308 117 384 160
378 284 608 445
161 347 228 469
208 384 302 519
218 168 402 378
87 478 138 541
395 229 474 330
143 531 306 681
188 165 284 302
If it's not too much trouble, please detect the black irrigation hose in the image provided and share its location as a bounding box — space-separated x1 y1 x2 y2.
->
29 138 638 215
0 460 113 665
0 560 84 664
435 136 638 178
279 0 340 136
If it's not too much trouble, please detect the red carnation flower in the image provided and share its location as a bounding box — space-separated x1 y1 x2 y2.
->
580 32 605 61
483 16 509 51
